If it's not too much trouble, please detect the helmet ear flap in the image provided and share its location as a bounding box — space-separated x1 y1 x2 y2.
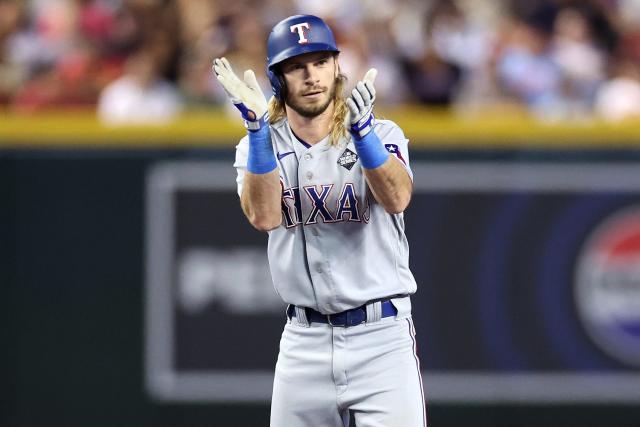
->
267 68 286 101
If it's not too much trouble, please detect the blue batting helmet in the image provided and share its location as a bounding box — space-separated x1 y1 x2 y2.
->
266 15 340 100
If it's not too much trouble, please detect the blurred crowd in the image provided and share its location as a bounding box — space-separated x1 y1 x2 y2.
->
1 0 640 124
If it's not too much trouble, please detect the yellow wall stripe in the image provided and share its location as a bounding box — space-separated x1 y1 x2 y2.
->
1 107 639 149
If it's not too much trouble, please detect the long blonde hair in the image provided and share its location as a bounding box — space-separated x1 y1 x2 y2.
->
268 73 349 147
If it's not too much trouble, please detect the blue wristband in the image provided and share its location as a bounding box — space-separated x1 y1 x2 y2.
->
247 125 277 174
353 130 389 169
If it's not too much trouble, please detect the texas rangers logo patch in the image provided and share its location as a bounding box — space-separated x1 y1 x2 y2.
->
385 144 406 164
337 148 358 170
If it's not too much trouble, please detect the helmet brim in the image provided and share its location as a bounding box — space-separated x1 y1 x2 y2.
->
268 43 340 70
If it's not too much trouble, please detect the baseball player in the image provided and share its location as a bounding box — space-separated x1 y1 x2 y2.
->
213 14 426 427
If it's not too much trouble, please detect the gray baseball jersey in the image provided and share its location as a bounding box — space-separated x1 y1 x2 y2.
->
234 118 417 314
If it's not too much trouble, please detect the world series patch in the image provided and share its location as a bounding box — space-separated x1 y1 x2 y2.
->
337 148 358 170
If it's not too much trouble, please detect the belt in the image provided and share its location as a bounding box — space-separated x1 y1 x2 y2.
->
287 299 397 327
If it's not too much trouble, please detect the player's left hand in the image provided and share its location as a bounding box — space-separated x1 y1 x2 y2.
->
212 57 268 130
346 68 377 139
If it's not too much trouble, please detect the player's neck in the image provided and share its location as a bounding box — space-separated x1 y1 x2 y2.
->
286 102 334 145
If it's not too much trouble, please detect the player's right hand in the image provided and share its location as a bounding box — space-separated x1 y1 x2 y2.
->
212 57 268 130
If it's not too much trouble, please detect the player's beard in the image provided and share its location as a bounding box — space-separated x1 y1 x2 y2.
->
286 79 337 118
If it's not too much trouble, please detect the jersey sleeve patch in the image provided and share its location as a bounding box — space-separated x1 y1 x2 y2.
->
385 143 406 165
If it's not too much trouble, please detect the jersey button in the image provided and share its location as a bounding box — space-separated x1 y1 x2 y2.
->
306 171 313 180
315 264 323 273
304 153 312 161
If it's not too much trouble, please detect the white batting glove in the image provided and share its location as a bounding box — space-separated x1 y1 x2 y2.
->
212 57 268 131
346 68 378 139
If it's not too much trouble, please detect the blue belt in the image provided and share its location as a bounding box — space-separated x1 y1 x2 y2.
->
287 299 397 327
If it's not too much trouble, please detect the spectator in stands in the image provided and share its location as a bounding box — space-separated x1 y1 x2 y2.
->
97 47 183 125
0 0 26 105
550 3 610 118
594 59 640 122
594 34 640 122
495 9 565 120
